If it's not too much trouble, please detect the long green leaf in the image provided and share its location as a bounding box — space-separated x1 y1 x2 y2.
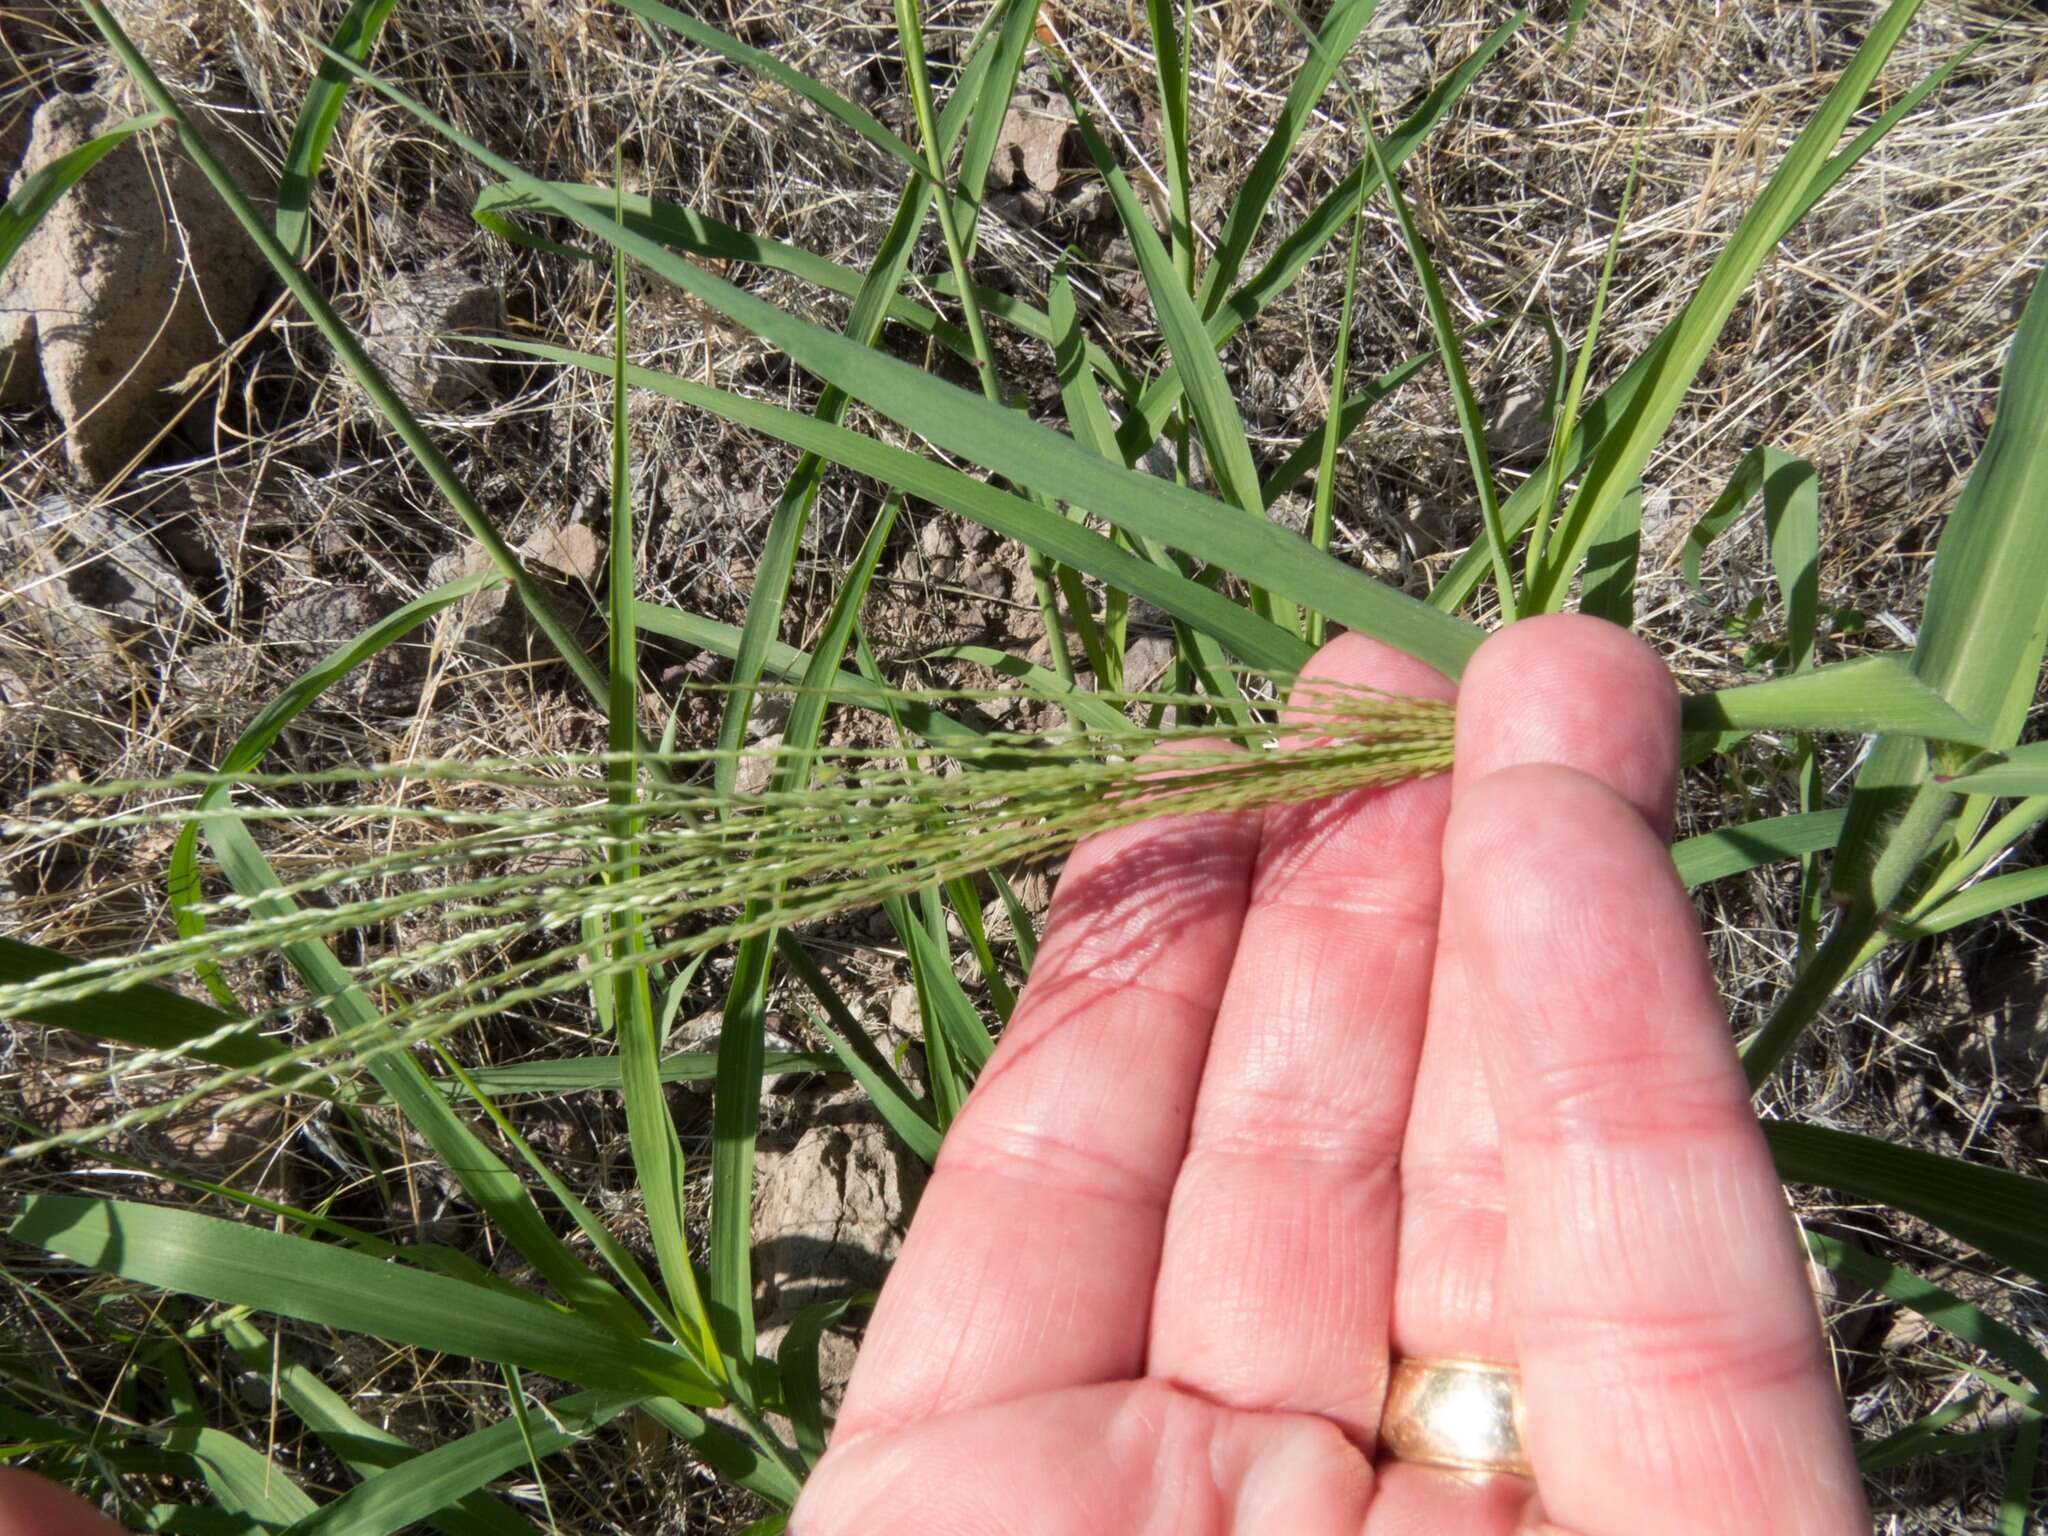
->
1675 654 1988 744
0 936 272 1069
275 1390 638 1536
1764 1123 2048 1281
7 1198 718 1401
164 1427 318 1529
1940 742 2048 797
1670 811 1848 889
1199 0 1380 315
324 42 1484 677
274 0 397 263
1521 0 1928 609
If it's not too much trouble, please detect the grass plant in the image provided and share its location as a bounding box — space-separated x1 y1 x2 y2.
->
0 0 2044 1527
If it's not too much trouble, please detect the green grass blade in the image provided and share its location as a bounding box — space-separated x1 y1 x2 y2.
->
1938 744 2048 797
277 1390 640 1536
326 51 1485 670
776 1295 870 1467
614 0 920 179
991 869 1041 977
1126 12 1527 457
0 936 272 1069
1305 167 1368 646
954 0 1043 246
1521 0 1928 610
1747 264 2048 1085
1763 1123 2048 1281
1354 92 1516 615
274 0 396 263
637 1399 804 1507
169 567 506 1009
503 340 1323 673
1670 811 1848 890
1431 15 1969 619
80 2 613 715
1999 1415 2042 1536
1677 655 1987 743
1804 1231 2048 1399
1890 865 2048 940
7 1198 718 1400
1054 57 1288 630
919 642 1135 736
707 501 902 1395
0 111 165 277
441 1049 836 1098
163 1426 317 1528
1142 0 1194 293
1577 483 1641 626
945 875 1017 1022
219 1316 538 1536
197 812 646 1337
1199 0 1379 317
774 935 941 1165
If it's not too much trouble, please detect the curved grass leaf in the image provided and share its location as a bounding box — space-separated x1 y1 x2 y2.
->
7 1197 719 1402
1764 1123 2048 1282
1890 865 2048 940
776 1294 871 1466
1675 654 1987 744
1939 743 2048 798
1199 0 1380 316
319 29 1486 676
276 1390 638 1536
274 0 397 263
0 936 272 1070
613 0 920 180
1671 810 1848 889
163 1426 318 1529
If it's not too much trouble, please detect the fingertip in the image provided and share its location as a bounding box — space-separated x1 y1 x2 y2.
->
0 1470 124 1536
1455 615 1678 837
1288 631 1457 720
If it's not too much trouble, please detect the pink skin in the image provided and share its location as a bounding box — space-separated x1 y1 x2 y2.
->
798 617 1867 1536
4 619 1867 1536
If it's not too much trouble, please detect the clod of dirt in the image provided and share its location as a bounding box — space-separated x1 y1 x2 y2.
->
1 492 190 663
735 730 784 795
0 93 270 482
752 1111 924 1317
363 264 507 412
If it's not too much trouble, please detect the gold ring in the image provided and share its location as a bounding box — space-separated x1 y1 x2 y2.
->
1379 1356 1531 1477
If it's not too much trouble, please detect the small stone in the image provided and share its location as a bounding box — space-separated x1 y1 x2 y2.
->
991 92 1073 194
735 731 784 795
429 520 604 652
2 494 189 659
364 264 507 412
751 1114 925 1316
1122 632 1176 691
1360 0 1435 107
918 518 960 561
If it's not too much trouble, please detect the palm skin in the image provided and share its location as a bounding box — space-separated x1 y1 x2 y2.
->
796 617 1869 1536
2 619 1868 1536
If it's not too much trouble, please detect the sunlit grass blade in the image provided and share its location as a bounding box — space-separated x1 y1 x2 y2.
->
776 1296 871 1467
280 1389 639 1536
163 1426 318 1528
323 51 1485 673
1305 152 1368 647
79 2 612 716
1763 1123 2048 1281
1520 0 1927 611
1938 743 2048 796
613 0 921 180
1143 0 1194 294
1124 12 1527 459
1054 56 1291 631
168 566 506 1010
7 1197 719 1400
274 0 396 263
1199 0 1380 317
775 935 942 1165
1576 484 1640 625
0 111 165 277
710 500 899 1401
503 340 1318 672
1676 655 1986 743
1745 263 2048 1085
1669 810 1847 889
0 936 272 1069
440 1049 836 1098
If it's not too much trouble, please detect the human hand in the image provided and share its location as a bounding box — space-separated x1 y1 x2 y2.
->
797 616 1868 1535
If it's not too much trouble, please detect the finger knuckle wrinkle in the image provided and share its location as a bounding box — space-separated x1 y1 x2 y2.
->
1515 1053 1742 1148
1196 1094 1407 1170
1538 1309 1818 1398
943 1123 1167 1212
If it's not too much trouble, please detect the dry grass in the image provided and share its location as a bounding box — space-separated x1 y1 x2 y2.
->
3 0 2046 1529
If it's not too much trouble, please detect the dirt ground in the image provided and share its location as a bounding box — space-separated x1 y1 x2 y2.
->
2 0 2046 1530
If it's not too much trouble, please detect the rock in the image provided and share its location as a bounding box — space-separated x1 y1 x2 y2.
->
0 93 270 480
1 493 189 661
991 91 1072 194
1485 388 1551 462
887 984 922 1038
918 517 960 562
752 1113 924 1317
1122 631 1176 690
364 264 507 412
263 586 423 713
428 520 603 652
735 730 784 795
